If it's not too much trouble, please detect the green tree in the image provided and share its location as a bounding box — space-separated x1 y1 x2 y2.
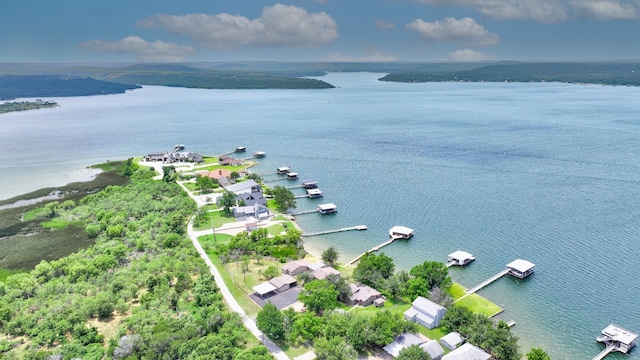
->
526 348 551 360
353 252 395 288
219 190 237 215
256 302 285 340
406 261 451 300
271 185 296 212
44 201 60 218
397 344 432 360
263 265 279 280
196 175 216 192
230 171 241 180
314 336 358 360
321 246 339 266
297 279 339 315
162 165 176 182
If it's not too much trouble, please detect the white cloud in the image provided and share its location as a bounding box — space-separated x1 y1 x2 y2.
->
569 0 640 20
327 48 397 61
406 17 499 46
411 0 569 23
79 36 194 62
375 19 396 30
447 49 497 61
137 4 338 49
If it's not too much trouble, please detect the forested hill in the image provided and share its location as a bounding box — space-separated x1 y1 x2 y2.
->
0 75 141 100
94 64 335 90
379 62 640 86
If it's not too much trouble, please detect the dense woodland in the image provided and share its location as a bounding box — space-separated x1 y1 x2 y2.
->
0 75 140 100
0 163 267 359
379 62 640 86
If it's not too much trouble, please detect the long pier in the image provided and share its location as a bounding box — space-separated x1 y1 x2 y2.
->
289 209 319 216
592 345 616 360
302 225 367 237
347 236 402 265
466 269 509 294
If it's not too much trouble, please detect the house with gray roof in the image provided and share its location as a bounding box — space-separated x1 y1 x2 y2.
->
269 274 297 293
312 266 341 280
383 333 425 358
440 332 464 350
404 296 447 329
441 343 491 360
282 260 312 276
420 340 444 360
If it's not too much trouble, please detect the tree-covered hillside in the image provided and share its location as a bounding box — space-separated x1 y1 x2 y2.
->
0 75 141 100
0 165 267 359
380 62 640 86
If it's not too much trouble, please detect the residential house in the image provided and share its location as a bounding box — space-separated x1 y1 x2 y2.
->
282 260 312 276
347 283 383 307
440 332 464 351
269 274 297 293
420 340 444 360
232 203 270 220
404 296 447 329
312 266 341 280
383 333 425 358
441 343 491 360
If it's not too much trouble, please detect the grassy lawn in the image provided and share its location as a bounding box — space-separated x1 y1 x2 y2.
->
450 282 467 300
454 293 503 317
198 234 233 250
193 210 237 231
274 340 312 358
0 268 27 282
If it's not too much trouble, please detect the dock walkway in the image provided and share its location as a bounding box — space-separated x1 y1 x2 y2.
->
289 209 319 216
466 269 509 294
347 236 402 265
592 345 616 360
302 225 367 237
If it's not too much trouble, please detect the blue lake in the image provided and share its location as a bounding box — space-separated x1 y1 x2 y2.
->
2 72 640 359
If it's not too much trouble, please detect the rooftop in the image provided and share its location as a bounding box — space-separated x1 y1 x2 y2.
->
506 259 535 273
601 324 638 345
448 250 474 261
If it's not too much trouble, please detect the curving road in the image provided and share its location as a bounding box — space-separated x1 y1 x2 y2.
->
182 181 291 360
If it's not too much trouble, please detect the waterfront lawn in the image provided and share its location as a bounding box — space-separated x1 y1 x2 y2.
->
455 293 503 317
450 282 467 300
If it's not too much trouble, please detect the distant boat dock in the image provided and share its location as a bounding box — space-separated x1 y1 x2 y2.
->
347 226 414 265
592 324 637 360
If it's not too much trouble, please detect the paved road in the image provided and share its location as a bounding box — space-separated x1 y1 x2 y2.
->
181 182 291 360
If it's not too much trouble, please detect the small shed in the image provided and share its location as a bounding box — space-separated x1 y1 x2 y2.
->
374 298 386 307
447 251 475 266
506 259 535 278
389 226 414 239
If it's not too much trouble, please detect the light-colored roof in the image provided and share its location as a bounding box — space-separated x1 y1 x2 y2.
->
506 259 535 273
313 266 341 280
442 343 491 360
282 260 311 273
224 180 259 194
270 274 297 288
412 296 445 316
448 250 474 261
440 332 463 348
390 225 414 235
253 282 277 295
383 333 425 357
317 203 337 210
420 340 444 359
306 189 323 195
349 283 382 303
601 324 639 345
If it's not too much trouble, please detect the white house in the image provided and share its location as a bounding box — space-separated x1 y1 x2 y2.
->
404 296 446 329
441 343 491 360
420 340 444 360
440 332 464 350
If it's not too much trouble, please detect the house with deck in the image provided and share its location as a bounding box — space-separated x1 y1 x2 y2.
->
404 296 446 329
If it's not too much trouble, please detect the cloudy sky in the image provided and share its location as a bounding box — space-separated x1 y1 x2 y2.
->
2 0 640 63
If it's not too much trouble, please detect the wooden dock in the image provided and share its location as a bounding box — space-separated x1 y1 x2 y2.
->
347 236 402 265
466 269 509 294
592 345 616 360
302 225 367 237
289 209 319 216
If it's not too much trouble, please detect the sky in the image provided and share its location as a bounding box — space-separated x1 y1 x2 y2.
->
2 0 640 63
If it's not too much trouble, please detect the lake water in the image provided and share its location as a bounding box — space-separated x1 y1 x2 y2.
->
2 72 640 359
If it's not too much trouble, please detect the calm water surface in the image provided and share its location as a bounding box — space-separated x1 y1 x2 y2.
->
2 72 640 359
